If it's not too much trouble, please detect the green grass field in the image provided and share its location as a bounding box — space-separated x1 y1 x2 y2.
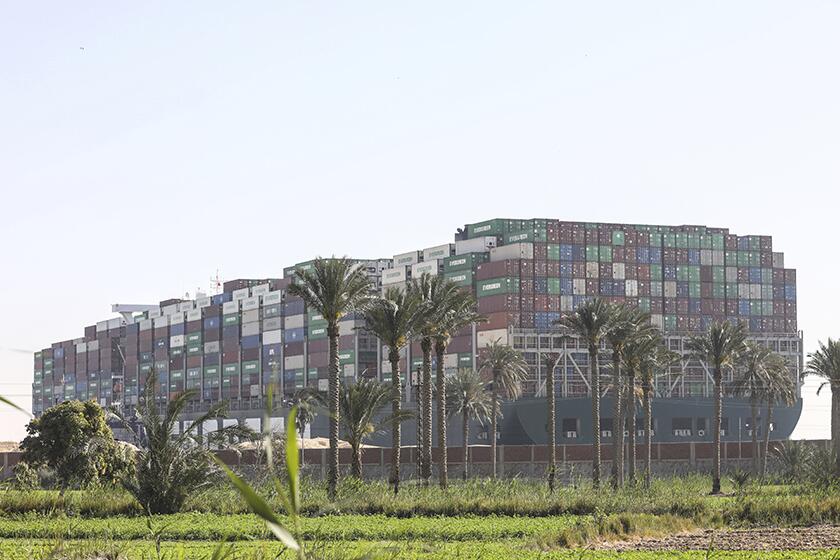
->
2 477 839 559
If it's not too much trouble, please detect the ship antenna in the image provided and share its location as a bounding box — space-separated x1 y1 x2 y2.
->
210 269 222 295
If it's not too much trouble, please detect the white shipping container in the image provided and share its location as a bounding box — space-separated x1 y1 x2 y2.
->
561 295 574 311
339 321 357 336
423 243 455 262
262 330 282 345
726 266 738 282
444 354 458 368
204 341 221 354
242 309 260 324
713 251 725 266
393 250 421 266
573 279 586 295
613 263 625 280
251 283 270 296
625 280 639 297
170 335 185 348
139 319 153 331
343 364 355 377
477 328 508 347
773 252 785 269
75 341 87 354
88 340 99 351
382 266 407 285
749 284 762 299
263 291 282 305
232 288 250 301
285 314 304 329
242 322 260 337
196 297 211 308
285 355 304 370
96 320 109 333
411 260 440 277
162 304 178 316
222 301 239 314
148 308 162 319
245 418 261 432
489 242 534 262
187 309 202 322
380 360 392 374
242 296 260 311
169 312 184 325
177 301 195 312
650 314 664 329
455 236 497 256
586 262 599 278
700 250 713 266
664 281 677 298
153 316 169 328
107 318 122 330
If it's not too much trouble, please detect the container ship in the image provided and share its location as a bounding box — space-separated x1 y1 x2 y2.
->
31 218 803 446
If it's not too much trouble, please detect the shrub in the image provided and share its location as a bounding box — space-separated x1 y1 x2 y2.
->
20 400 133 489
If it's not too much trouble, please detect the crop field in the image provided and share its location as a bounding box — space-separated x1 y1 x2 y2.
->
1 478 839 559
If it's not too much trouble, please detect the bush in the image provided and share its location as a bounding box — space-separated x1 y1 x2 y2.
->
11 461 39 490
20 400 133 489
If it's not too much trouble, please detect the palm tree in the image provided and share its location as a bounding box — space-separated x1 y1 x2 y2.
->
605 304 650 488
431 283 483 488
337 379 394 479
445 368 494 480
731 342 774 474
406 273 443 484
804 339 840 474
112 372 227 514
542 352 562 492
625 330 677 487
289 388 323 468
762 354 796 477
554 298 615 488
288 257 371 500
479 339 529 479
361 287 425 494
686 320 747 494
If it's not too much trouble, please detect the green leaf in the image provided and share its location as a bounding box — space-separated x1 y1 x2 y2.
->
287 406 300 516
0 395 31 417
213 457 300 551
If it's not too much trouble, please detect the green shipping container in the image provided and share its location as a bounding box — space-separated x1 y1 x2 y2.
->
338 350 355 365
242 361 261 375
547 244 560 260
309 326 328 340
444 253 487 272
223 314 239 326
445 270 473 287
223 364 240 376
547 278 561 294
477 277 520 297
467 218 508 239
186 333 202 344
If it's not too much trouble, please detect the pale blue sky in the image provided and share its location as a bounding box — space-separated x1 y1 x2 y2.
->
1 2 838 440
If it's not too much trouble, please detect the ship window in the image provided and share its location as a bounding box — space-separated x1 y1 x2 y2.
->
561 418 578 437
672 417 692 436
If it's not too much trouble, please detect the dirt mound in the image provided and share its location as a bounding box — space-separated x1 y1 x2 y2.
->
601 525 840 551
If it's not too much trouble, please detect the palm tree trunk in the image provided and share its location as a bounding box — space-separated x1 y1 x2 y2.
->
628 369 637 484
712 367 722 494
351 443 362 479
491 378 498 479
389 348 402 495
833 390 840 474
611 349 623 489
463 410 469 480
547 358 557 493
643 381 652 489
590 345 601 489
762 402 773 478
750 397 759 475
435 341 448 488
327 323 340 501
421 337 433 483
